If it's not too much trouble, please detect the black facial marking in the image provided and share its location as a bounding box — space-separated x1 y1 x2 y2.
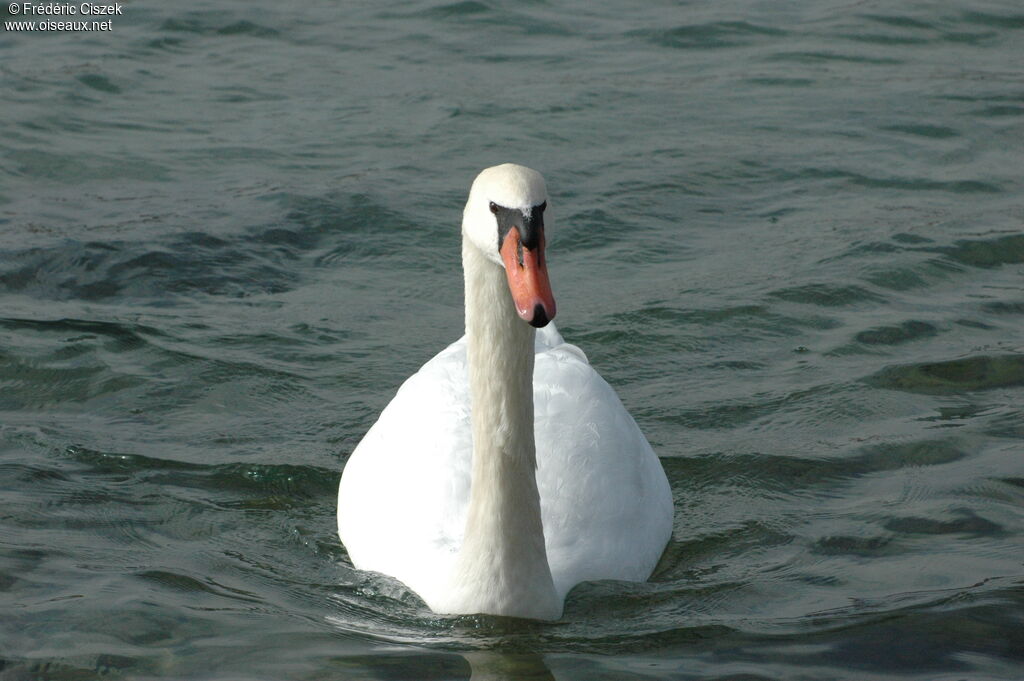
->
492 201 546 253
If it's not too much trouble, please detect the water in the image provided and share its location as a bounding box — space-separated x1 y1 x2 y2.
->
2 0 1022 678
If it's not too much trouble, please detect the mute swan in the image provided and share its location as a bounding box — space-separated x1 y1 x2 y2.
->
337 164 673 620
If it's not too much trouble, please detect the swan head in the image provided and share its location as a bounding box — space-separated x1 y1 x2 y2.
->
462 163 556 328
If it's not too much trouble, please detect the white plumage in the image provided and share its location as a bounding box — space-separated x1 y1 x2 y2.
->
337 164 672 620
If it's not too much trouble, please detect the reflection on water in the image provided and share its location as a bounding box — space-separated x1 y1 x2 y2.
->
465 652 555 681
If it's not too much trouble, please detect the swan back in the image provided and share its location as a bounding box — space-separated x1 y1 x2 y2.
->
337 325 673 609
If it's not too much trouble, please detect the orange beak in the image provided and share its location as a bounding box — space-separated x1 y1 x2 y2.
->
500 228 556 327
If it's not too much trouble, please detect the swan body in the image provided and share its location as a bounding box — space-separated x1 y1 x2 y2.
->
337 164 673 620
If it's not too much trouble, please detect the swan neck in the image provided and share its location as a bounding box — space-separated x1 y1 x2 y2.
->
464 240 536 468
451 238 559 619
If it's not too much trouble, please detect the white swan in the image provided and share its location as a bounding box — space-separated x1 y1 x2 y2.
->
337 164 673 620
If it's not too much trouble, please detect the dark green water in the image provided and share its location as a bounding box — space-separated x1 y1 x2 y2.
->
2 1 1023 679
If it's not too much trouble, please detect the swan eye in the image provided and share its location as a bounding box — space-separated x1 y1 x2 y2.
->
489 201 499 214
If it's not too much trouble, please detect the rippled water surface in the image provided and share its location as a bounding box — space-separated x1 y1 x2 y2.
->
2 1 1023 679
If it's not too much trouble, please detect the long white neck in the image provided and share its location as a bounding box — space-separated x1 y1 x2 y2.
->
445 237 560 620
